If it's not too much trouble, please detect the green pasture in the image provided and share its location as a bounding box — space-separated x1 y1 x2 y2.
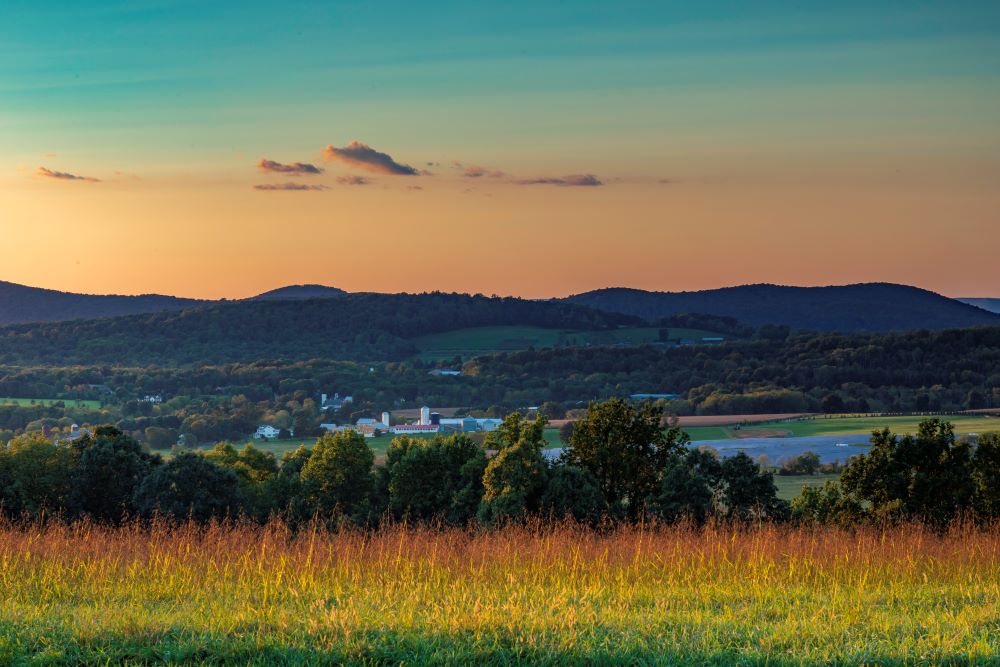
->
773 473 841 501
0 397 101 409
757 414 995 438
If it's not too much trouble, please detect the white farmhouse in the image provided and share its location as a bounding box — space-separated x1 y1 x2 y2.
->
253 425 281 440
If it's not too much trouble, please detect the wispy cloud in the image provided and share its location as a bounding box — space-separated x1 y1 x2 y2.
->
258 159 323 175
322 141 418 175
253 183 327 191
336 175 369 186
454 161 505 178
37 166 100 182
514 174 602 187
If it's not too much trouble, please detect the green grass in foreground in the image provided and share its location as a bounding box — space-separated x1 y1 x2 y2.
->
0 522 995 665
0 396 101 409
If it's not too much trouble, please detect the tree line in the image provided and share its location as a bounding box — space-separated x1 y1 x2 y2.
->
2 400 996 529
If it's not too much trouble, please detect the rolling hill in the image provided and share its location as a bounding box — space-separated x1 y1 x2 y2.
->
0 281 350 326
0 292 639 366
0 280 205 326
562 283 1000 332
957 297 1000 314
251 284 347 300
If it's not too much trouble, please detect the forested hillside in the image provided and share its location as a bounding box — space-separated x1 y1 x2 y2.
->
564 283 999 331
0 293 638 365
0 280 204 325
0 325 997 443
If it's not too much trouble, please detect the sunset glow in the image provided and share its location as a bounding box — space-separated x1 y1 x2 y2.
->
2 1 998 298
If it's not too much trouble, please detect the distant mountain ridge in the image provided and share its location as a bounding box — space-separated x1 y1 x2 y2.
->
562 283 999 332
0 281 347 325
1 279 995 333
0 292 638 366
252 284 347 300
957 298 1000 314
0 280 205 326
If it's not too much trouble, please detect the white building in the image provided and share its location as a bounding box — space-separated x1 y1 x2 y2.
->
253 425 281 440
419 406 431 425
390 424 440 435
438 417 502 432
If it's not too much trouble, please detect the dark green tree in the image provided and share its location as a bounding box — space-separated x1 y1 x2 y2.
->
720 452 787 521
564 399 686 520
840 419 976 526
386 434 486 524
69 425 159 523
0 432 75 517
299 430 374 523
538 463 607 524
133 452 240 522
791 480 865 527
478 413 548 525
972 432 1000 520
648 448 722 524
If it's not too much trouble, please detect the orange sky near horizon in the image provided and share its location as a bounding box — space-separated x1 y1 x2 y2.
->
3 2 999 299
2 172 997 300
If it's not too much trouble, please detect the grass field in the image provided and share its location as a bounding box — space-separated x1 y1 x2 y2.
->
411 325 725 361
754 414 995 438
680 414 997 441
773 473 841 500
0 396 101 409
0 521 995 664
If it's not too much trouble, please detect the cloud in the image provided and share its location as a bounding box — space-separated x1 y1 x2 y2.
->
258 159 323 175
253 183 327 191
454 161 505 178
336 175 369 186
514 174 602 187
321 141 418 175
37 166 100 182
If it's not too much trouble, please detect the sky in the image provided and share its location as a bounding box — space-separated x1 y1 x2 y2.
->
1 0 999 299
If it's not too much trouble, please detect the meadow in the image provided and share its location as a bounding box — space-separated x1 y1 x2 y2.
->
0 521 995 665
750 414 995 438
0 396 101 409
681 414 996 441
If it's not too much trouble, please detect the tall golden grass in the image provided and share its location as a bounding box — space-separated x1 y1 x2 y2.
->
0 519 996 664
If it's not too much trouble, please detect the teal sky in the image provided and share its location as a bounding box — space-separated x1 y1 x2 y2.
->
4 1 999 165
1 1 999 298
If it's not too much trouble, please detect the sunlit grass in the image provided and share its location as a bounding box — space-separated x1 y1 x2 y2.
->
0 520 996 664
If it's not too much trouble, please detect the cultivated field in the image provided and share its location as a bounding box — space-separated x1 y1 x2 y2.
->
0 521 995 664
0 396 101 409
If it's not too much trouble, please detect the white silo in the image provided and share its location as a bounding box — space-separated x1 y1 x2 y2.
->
382 412 391 428
420 406 430 425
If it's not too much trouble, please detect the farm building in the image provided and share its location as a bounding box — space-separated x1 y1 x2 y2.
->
253 425 281 440
390 424 441 435
438 416 502 432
